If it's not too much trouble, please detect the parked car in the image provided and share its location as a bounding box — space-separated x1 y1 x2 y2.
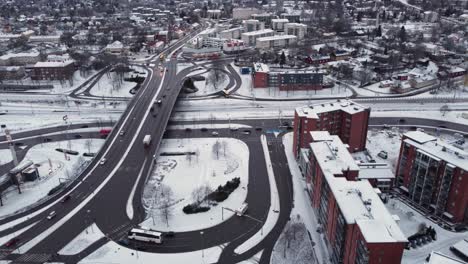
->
378 150 388 159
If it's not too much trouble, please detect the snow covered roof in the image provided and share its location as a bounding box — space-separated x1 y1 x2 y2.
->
296 100 369 119
241 29 274 36
105 41 124 49
426 251 466 264
358 164 395 180
309 133 359 176
404 131 468 170
271 18 289 23
308 133 406 243
34 60 74 68
404 131 436 144
253 63 269 73
0 51 40 60
257 35 297 41
329 177 407 243
451 239 468 258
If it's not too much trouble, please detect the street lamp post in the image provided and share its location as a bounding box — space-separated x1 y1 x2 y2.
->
200 231 204 258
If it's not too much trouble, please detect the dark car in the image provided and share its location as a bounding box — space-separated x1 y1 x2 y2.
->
255 127 262 131
81 125 89 128
61 195 71 203
44 138 52 142
165 231 175 238
201 128 208 132
185 128 192 132
14 142 23 146
74 134 82 139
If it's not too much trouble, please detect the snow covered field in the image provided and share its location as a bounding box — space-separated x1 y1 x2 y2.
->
193 70 230 95
141 138 249 232
88 71 138 98
0 139 104 217
59 223 104 255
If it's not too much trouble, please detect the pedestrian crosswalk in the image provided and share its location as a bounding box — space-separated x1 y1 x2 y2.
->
14 253 51 263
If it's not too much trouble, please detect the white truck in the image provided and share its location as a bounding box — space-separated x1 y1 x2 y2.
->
143 135 152 147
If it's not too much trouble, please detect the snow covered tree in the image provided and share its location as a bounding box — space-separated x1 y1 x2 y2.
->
153 185 175 227
191 184 213 205
212 140 221 160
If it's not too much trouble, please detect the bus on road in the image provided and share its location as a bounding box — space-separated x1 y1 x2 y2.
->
128 228 163 244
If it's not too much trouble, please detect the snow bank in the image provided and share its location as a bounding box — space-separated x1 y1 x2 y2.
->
59 223 104 255
80 241 224 264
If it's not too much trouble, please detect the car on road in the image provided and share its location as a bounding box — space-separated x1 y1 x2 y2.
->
100 158 107 165
61 195 71 203
201 128 208 132
185 128 192 132
5 238 19 247
230 127 238 131
255 127 262 131
211 131 219 136
14 142 23 146
162 94 166 98
47 211 57 220
44 138 52 142
156 100 162 105
236 203 248 216
120 130 125 136
74 134 82 139
242 130 251 135
81 125 89 128
164 231 175 238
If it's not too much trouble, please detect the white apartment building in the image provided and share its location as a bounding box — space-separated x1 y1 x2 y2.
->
284 23 307 40
242 19 265 32
256 35 297 49
241 29 274 46
271 18 289 32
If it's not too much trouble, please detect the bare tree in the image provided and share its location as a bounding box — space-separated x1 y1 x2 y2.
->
153 184 175 227
212 140 221 160
191 184 213 205
85 139 93 153
221 141 228 157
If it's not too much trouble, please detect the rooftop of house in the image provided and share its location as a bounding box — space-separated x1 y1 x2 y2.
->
426 251 467 264
34 60 74 68
256 34 297 41
241 29 274 36
296 99 369 119
404 131 468 170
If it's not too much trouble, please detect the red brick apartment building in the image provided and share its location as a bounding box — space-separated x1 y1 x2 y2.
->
293 100 370 158
31 60 75 80
395 131 468 224
252 62 324 90
301 131 407 264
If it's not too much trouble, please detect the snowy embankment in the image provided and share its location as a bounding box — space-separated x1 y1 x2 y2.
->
141 138 249 232
271 133 328 264
0 139 104 218
234 135 280 254
59 223 104 255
